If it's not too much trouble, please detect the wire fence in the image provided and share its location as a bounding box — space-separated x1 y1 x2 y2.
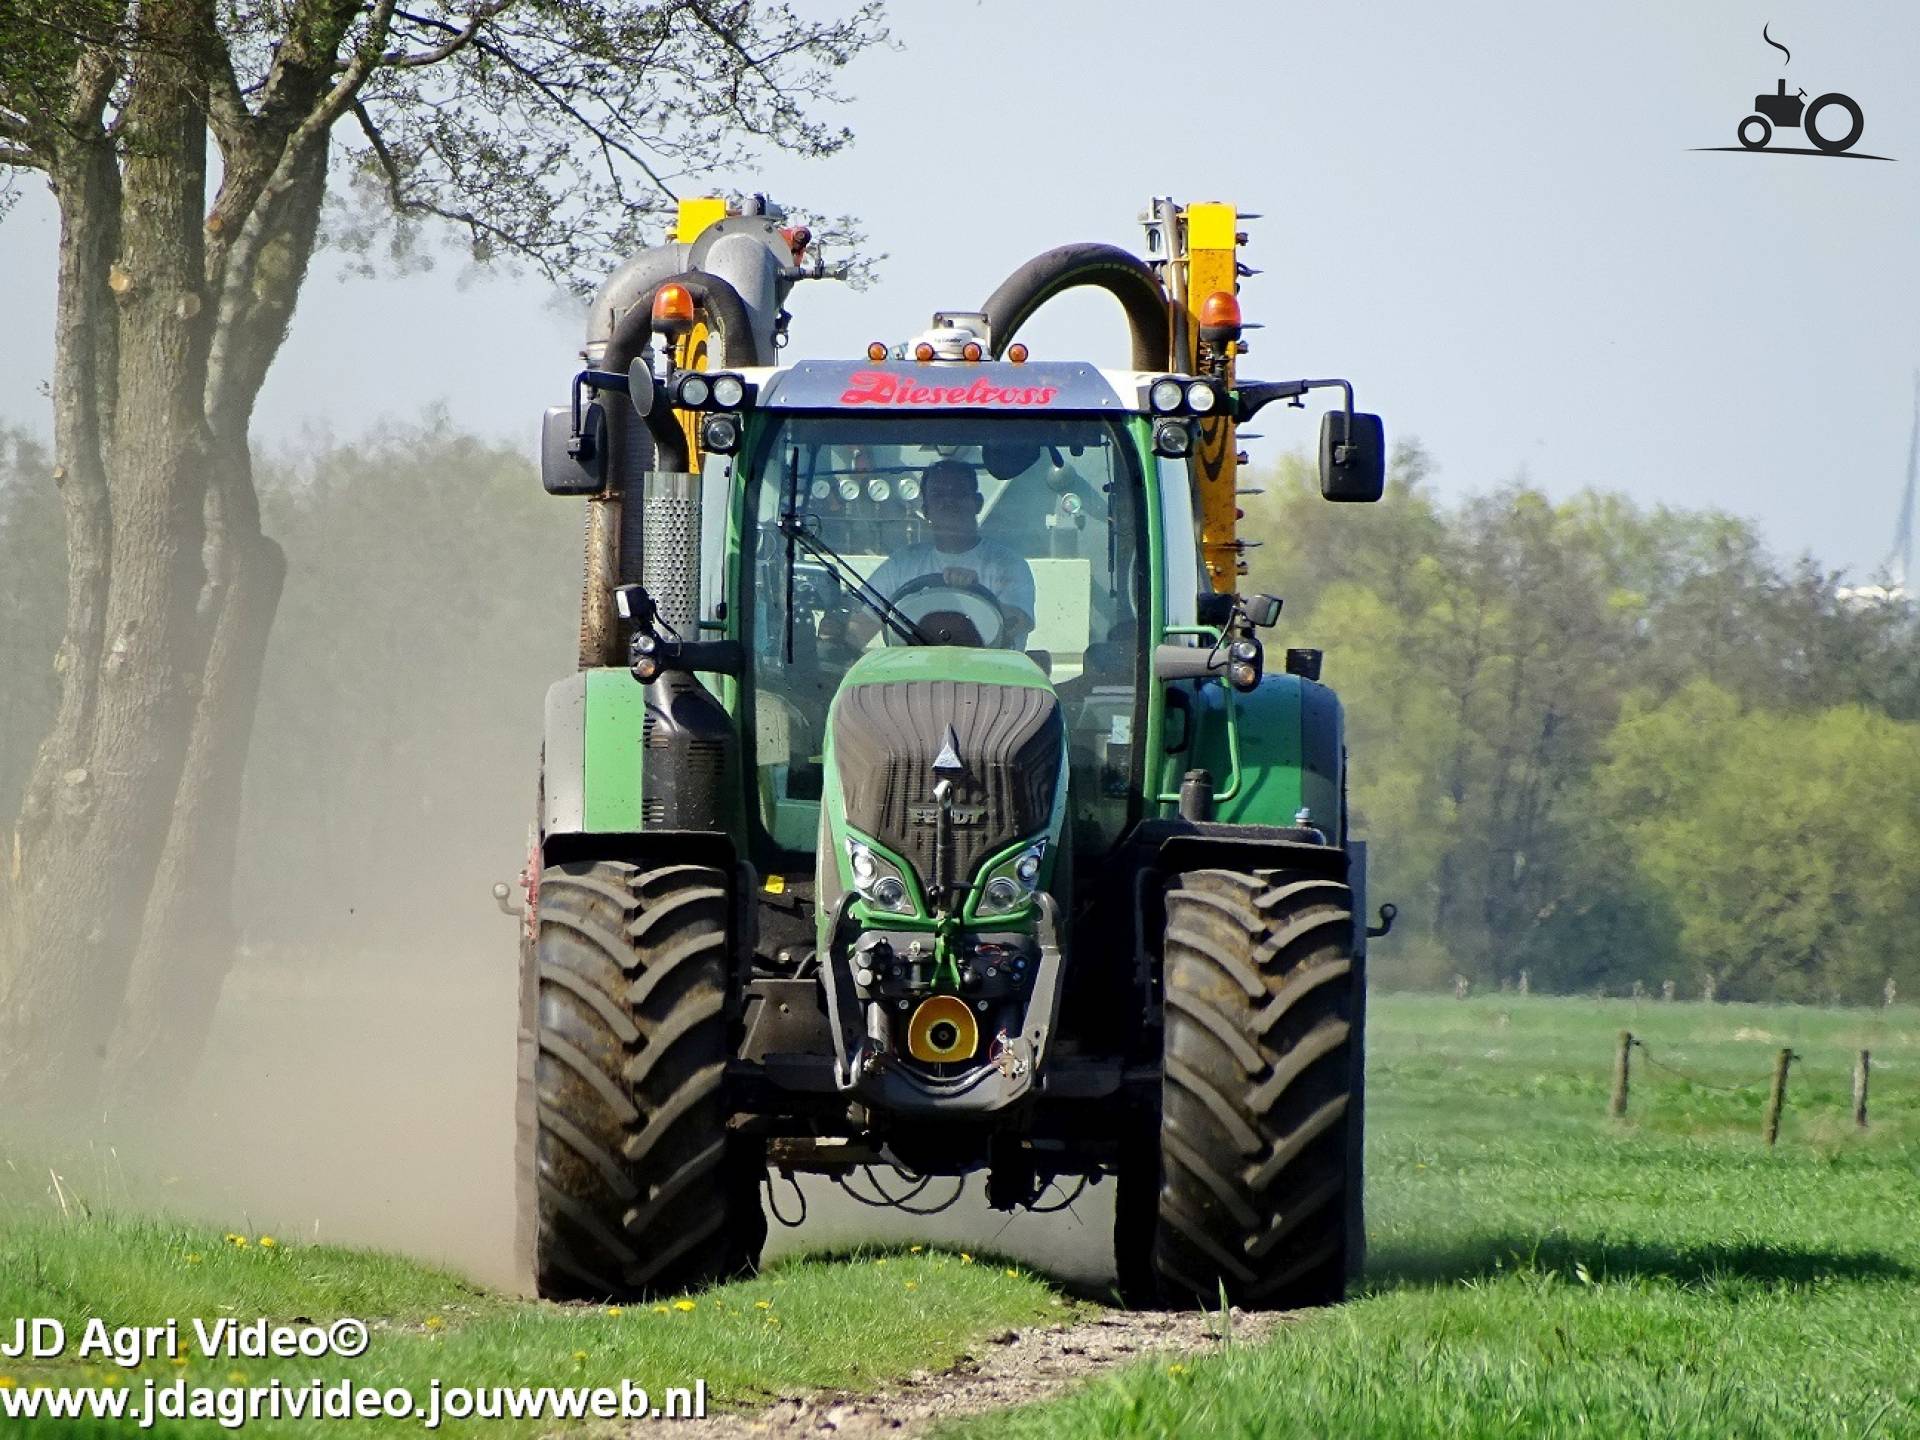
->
1607 1029 1871 1142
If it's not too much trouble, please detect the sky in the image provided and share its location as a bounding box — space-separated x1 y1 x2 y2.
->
3 0 1918 579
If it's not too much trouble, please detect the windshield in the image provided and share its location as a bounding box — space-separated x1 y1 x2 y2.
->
740 412 1149 856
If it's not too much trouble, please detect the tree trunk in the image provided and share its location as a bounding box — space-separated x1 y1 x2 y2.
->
106 522 284 1111
103 127 328 1109
0 7 212 1115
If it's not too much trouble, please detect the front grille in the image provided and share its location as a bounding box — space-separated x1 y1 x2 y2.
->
831 679 1062 886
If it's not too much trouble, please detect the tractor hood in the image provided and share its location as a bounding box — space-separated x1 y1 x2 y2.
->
825 648 1063 902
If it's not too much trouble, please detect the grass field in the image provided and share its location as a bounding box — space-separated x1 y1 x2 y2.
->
950 993 1920 1438
0 1211 1062 1436
4 994 1918 1436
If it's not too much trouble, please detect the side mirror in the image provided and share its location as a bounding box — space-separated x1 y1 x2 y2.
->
626 357 656 419
541 402 606 495
1319 410 1385 503
1242 593 1282 628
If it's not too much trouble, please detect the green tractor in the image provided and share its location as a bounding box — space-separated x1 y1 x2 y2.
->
516 196 1391 1309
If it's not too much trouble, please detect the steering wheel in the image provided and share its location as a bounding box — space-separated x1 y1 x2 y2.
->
885 572 1013 648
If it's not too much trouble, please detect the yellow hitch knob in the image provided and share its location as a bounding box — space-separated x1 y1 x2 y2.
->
906 995 979 1063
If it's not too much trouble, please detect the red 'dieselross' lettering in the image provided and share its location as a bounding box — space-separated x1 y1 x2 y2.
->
839 370 1059 407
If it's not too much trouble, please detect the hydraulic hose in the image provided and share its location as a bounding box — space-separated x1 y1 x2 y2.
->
979 243 1171 370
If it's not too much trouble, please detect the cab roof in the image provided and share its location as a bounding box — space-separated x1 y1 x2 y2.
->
752 358 1134 413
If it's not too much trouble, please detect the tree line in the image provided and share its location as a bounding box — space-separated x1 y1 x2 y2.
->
6 425 1916 1005
1248 443 1920 1003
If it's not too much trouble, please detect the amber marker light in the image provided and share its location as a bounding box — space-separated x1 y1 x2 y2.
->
914 341 935 362
961 341 983 362
1198 290 1242 344
867 341 889 362
1007 342 1029 364
652 282 695 335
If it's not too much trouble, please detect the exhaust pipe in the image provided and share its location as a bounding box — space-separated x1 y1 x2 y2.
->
577 271 761 666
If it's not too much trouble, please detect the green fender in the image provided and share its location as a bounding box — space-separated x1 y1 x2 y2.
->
539 668 650 836
1174 673 1344 837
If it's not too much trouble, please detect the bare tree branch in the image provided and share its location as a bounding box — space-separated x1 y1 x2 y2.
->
381 0 510 68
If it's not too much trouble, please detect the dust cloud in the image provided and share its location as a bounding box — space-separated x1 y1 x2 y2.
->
3 436 1115 1293
153 933 1118 1294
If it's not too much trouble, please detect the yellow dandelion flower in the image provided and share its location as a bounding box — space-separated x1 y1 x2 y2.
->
605 1306 623 1317
904 1281 919 1291
224 1234 247 1248
960 1253 974 1264
257 1236 277 1249
572 1350 588 1363
909 1245 923 1254
171 1356 188 1367
874 1258 887 1266
424 1316 444 1331
653 1305 670 1315
1168 1363 1187 1376
0 1378 14 1389
673 1299 696 1312
184 1254 202 1265
1005 1268 1019 1278
227 1372 248 1385
765 1315 781 1327
754 1300 772 1310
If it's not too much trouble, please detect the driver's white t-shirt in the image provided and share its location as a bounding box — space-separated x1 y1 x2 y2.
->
867 539 1036 639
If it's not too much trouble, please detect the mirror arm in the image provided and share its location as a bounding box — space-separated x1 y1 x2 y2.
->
1234 377 1355 445
568 368 633 457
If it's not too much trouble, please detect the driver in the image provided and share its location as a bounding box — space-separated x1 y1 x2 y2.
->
848 458 1035 648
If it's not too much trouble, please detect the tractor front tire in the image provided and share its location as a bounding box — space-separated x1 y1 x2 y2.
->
1141 867 1363 1309
519 860 764 1299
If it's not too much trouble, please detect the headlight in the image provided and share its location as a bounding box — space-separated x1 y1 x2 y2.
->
1153 417 1193 458
977 839 1047 914
837 476 863 501
1149 377 1186 413
700 412 741 454
675 373 711 408
709 373 747 408
1185 380 1218 413
847 838 915 913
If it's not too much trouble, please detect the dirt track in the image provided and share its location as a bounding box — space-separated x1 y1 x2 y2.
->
690 1307 1278 1437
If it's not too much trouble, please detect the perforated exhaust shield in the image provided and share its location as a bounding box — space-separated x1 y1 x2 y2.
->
638 470 701 633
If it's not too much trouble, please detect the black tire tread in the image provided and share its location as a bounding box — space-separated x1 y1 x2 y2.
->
1151 866 1362 1309
523 859 764 1300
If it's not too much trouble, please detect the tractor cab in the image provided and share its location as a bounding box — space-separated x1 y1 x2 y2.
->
726 362 1159 869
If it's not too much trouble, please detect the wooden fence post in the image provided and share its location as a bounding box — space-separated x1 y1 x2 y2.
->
1763 1048 1794 1146
1609 1030 1633 1118
1854 1050 1870 1130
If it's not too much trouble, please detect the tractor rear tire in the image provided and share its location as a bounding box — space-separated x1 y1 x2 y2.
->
519 859 764 1299
1138 867 1363 1309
